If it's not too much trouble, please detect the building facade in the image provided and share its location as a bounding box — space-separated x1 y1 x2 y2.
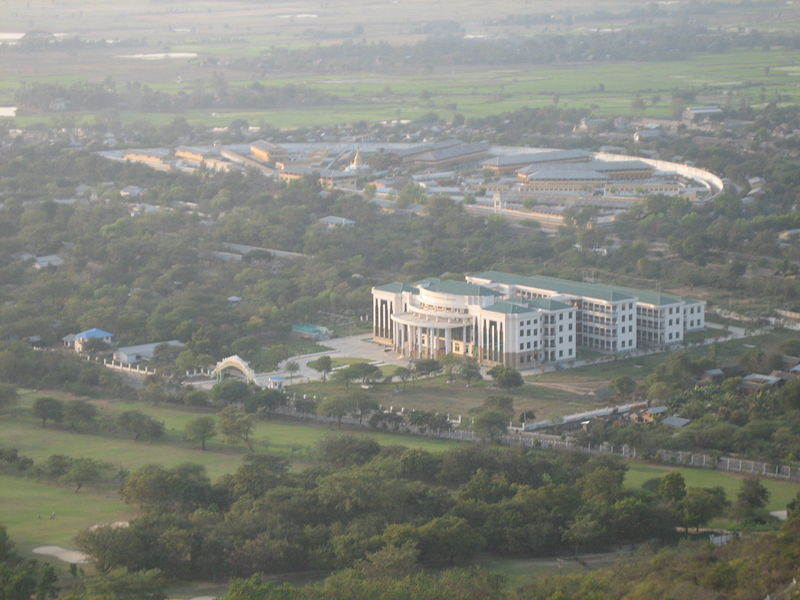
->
373 272 705 368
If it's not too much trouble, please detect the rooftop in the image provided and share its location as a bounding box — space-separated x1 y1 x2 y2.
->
523 167 609 181
413 142 490 164
483 149 592 168
469 270 695 306
470 271 635 303
373 282 418 294
416 278 500 297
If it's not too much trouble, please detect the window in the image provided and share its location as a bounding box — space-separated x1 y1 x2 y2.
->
559 337 563 344
559 313 563 320
569 335 573 342
526 342 531 349
527 329 531 336
676 318 680 325
520 343 524 350
629 325 633 332
569 323 573 330
559 350 563 357
568 348 573 356
534 329 538 335
559 325 563 332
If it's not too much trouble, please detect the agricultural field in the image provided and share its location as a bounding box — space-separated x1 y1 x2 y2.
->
2 0 800 127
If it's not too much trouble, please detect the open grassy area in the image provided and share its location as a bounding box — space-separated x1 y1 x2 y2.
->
625 462 798 513
4 44 800 128
3 387 799 565
0 475 134 553
292 374 591 421
529 328 800 389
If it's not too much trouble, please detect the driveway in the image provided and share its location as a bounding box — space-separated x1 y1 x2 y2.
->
262 333 410 385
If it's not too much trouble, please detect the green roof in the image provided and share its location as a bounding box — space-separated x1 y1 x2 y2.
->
470 270 690 306
471 271 633 303
415 278 500 297
525 297 573 311
484 298 573 314
373 282 418 293
483 301 537 315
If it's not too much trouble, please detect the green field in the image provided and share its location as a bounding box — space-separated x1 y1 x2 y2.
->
292 373 590 421
2 389 798 568
0 475 134 553
529 328 799 388
625 463 798 513
4 46 800 128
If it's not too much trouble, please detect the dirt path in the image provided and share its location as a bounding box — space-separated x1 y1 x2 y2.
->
530 379 608 395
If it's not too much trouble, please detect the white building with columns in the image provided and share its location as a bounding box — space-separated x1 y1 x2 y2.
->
373 272 705 368
372 278 577 368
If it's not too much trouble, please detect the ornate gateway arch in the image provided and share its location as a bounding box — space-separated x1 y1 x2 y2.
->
212 355 256 384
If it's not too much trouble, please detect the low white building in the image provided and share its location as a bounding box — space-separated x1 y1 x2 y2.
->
113 340 185 364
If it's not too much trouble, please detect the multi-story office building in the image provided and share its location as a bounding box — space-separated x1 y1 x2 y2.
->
372 272 705 368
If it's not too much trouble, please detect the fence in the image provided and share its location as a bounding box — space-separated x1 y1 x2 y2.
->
280 394 800 482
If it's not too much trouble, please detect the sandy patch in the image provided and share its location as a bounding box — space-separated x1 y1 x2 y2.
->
89 520 129 531
32 546 88 564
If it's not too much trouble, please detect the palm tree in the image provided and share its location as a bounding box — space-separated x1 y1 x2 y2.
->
285 360 300 384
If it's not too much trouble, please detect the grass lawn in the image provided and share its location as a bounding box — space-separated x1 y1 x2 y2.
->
625 462 799 512
477 547 635 585
529 328 800 388
0 475 135 554
291 375 590 421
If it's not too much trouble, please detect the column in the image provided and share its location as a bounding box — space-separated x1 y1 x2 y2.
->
445 328 452 354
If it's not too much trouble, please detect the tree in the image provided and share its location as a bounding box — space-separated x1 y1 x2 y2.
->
331 367 355 389
63 399 99 432
610 376 636 400
120 463 212 513
394 366 412 390
0 383 18 410
459 359 482 387
62 457 109 492
658 471 687 504
351 392 379 424
680 486 728 532
487 365 523 390
285 360 300 384
184 416 216 450
480 395 514 416
312 435 381 468
731 477 770 522
210 379 251 406
472 410 509 442
217 406 256 451
413 359 441 377
32 396 63 428
308 355 333 382
116 411 165 441
317 396 354 428
82 568 166 600
232 453 289 498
